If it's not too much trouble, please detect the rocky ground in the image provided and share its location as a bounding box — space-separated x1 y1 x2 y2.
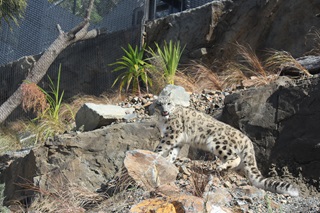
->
1 87 320 212
95 156 320 213
103 89 320 213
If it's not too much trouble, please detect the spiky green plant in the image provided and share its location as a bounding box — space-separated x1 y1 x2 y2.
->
149 40 185 85
0 0 27 28
22 64 74 143
111 44 153 96
39 64 65 122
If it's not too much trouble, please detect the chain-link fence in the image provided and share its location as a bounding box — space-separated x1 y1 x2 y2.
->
0 0 147 65
0 0 214 121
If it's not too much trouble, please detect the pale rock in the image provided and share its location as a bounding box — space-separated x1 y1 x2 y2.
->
203 188 232 207
75 103 135 131
130 195 204 213
149 85 190 115
124 149 179 191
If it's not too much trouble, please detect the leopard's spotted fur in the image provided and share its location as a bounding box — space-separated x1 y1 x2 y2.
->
154 96 299 196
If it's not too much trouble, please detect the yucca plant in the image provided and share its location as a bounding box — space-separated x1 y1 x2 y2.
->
149 40 185 85
111 44 153 96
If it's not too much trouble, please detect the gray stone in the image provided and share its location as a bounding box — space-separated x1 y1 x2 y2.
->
220 76 320 182
159 84 190 107
2 121 160 205
145 0 320 60
189 47 208 59
149 85 190 115
75 103 135 131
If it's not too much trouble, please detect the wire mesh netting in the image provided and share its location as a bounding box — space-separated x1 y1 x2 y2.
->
0 0 214 121
0 0 147 65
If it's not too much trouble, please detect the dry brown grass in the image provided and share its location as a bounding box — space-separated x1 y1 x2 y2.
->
13 173 105 213
306 29 320 55
0 127 21 154
174 70 197 92
221 43 282 90
221 62 249 90
265 50 311 76
189 166 210 197
174 61 222 93
105 167 136 196
146 54 167 94
21 83 48 115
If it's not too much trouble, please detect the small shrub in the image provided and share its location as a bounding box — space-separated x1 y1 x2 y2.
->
21 64 74 143
111 44 153 96
149 40 185 85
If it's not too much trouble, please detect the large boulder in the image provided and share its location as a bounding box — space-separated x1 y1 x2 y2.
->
145 0 320 61
220 76 320 180
3 121 160 205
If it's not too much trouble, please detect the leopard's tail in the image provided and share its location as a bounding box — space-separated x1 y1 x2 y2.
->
243 165 299 197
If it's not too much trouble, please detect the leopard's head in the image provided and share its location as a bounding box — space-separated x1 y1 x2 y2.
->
155 96 176 119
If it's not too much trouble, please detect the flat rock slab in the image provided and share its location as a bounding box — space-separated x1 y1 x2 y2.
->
124 149 179 191
75 103 135 131
130 195 205 213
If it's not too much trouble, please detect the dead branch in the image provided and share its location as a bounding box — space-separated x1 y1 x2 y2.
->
0 0 100 123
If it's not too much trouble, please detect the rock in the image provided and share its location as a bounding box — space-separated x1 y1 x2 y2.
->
130 195 204 213
204 188 232 206
124 149 179 191
158 85 190 107
2 121 160 205
145 0 320 60
220 76 320 195
149 85 190 115
235 185 265 199
190 47 208 59
75 103 135 131
129 198 181 213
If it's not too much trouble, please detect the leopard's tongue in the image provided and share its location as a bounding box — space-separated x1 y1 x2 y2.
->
162 111 169 116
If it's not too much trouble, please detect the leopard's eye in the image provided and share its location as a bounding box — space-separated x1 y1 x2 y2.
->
167 102 171 105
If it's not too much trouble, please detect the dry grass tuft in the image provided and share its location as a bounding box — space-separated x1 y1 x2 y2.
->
221 62 249 90
221 43 282 90
105 167 136 196
306 29 320 55
265 50 311 76
235 43 266 77
174 71 197 92
21 83 48 115
174 61 223 93
147 54 167 94
189 61 222 92
189 167 210 197
14 173 105 212
0 127 21 154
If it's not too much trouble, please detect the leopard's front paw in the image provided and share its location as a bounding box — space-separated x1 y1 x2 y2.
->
216 164 227 172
